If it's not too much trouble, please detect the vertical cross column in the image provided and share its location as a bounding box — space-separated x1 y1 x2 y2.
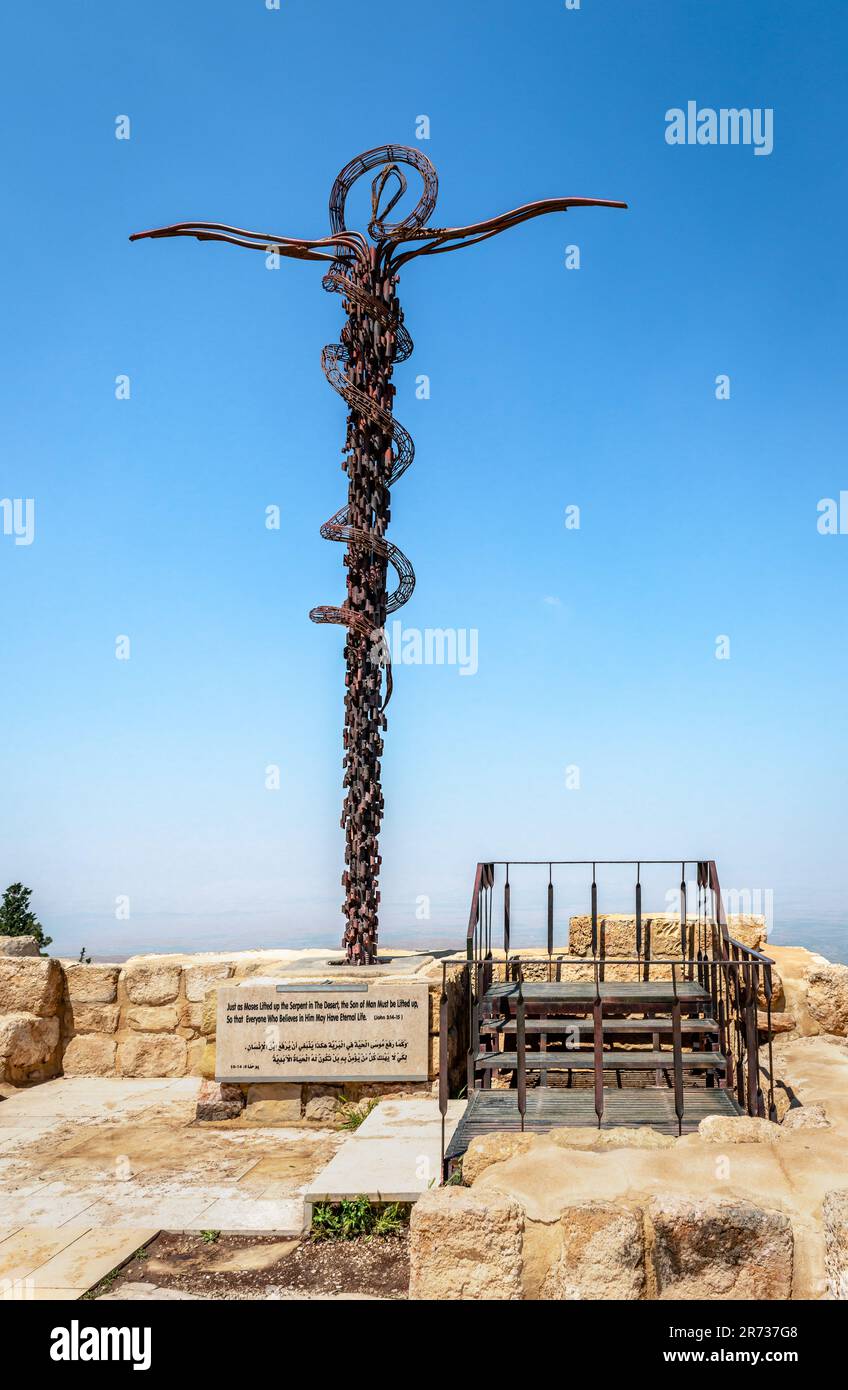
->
340 252 397 963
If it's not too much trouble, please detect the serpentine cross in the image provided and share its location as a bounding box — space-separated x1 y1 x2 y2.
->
131 145 626 964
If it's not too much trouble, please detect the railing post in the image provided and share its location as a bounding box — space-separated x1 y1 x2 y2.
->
467 959 481 1096
516 967 526 1133
635 864 642 979
503 864 510 960
746 962 762 1117
439 962 448 1180
679 862 688 965
764 963 777 1122
547 863 554 962
671 962 684 1136
593 958 604 1128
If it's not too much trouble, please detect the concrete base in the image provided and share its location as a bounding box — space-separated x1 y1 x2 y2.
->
304 1099 465 1204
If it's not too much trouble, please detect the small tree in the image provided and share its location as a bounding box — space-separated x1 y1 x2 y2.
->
0 883 52 951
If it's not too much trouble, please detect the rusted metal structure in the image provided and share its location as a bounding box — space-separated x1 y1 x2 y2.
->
131 147 626 963
441 858 777 1173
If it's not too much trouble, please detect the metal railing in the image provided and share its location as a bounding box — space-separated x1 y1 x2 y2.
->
440 858 777 1173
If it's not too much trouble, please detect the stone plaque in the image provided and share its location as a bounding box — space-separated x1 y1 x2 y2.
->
215 979 429 1083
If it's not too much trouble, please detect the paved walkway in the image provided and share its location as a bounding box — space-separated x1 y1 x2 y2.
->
0 1079 458 1297
0 1077 340 1238
304 1099 465 1203
0 1227 156 1301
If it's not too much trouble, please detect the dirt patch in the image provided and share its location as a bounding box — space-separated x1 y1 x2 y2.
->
114 1231 410 1300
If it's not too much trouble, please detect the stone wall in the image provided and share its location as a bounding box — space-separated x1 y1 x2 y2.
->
0 955 64 1083
0 947 469 1106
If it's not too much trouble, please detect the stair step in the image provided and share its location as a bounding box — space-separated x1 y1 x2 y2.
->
480 1017 719 1035
474 1050 727 1072
485 981 710 1009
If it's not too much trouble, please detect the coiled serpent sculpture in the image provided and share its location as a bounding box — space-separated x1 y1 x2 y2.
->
131 147 625 962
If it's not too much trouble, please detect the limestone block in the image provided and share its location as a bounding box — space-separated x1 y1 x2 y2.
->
186 1037 207 1075
122 961 182 1006
201 987 218 1038
650 1197 793 1300
195 1078 245 1121
782 1104 830 1131
804 964 848 1036
66 1002 120 1034
64 963 119 1004
0 1012 60 1081
304 1095 339 1123
62 1033 118 1076
823 1190 848 1300
198 1041 216 1079
550 1126 676 1152
183 962 233 1002
540 1200 645 1300
760 1010 795 1034
0 935 41 957
409 1187 523 1300
117 1033 187 1078
177 1000 204 1033
698 1115 783 1144
0 957 63 1017
462 1132 536 1185
125 1005 179 1033
243 1083 301 1124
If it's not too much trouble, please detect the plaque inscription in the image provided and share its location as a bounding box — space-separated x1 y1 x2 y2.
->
214 980 429 1082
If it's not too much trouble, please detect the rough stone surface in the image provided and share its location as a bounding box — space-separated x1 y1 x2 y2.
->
243 1082 301 1124
782 1103 830 1131
125 1005 179 1033
198 1040 217 1079
0 1012 60 1081
804 965 848 1036
540 1200 646 1300
184 963 233 1002
550 1126 676 1152
698 1115 783 1145
568 914 767 959
304 1095 338 1123
66 1002 120 1034
123 961 182 1006
463 1132 536 1185
760 1010 796 1034
409 1187 524 1300
201 987 218 1038
64 963 119 1003
0 935 41 957
62 1033 118 1076
823 1189 848 1300
195 1078 245 1121
650 1196 793 1300
117 1033 187 1078
0 957 63 1017
177 1000 204 1032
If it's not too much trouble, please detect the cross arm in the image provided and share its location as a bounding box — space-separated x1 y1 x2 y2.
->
129 220 368 264
390 195 627 269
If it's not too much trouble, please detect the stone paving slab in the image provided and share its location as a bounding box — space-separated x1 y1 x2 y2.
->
184 1196 307 1235
97 1281 205 1300
304 1099 465 1203
0 1226 156 1298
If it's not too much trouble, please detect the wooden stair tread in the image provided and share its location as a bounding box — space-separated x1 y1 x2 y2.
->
480 1017 719 1034
474 1049 727 1071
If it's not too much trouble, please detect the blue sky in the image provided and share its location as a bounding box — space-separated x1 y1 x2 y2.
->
1 1 846 958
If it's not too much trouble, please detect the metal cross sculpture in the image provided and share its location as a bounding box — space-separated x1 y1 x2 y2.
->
131 145 626 964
